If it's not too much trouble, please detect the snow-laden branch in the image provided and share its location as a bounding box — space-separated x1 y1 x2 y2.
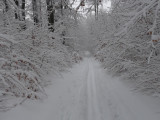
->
0 33 17 43
114 0 158 36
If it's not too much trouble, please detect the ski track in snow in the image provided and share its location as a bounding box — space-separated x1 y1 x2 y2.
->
1 58 160 120
87 59 101 120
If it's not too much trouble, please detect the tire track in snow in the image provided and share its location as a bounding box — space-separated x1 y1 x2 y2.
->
87 59 101 120
65 60 89 120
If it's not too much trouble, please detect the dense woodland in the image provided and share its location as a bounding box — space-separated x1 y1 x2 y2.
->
1 0 160 112
0 0 84 111
94 0 160 96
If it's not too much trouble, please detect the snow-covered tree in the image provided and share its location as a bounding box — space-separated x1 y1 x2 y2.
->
94 0 160 95
0 0 82 111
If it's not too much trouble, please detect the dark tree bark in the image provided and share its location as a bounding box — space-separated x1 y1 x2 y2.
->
46 0 55 32
32 0 39 23
14 0 26 29
94 0 99 20
3 0 9 26
32 0 42 25
21 0 25 21
60 0 63 16
20 0 26 29
14 0 25 21
14 0 20 19
3 0 9 12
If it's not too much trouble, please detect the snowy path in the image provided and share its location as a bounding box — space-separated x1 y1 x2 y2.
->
1 58 160 120
87 59 101 120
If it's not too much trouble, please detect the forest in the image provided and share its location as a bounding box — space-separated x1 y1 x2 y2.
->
1 0 160 117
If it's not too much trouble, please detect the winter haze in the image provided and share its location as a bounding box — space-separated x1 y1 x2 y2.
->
1 0 160 120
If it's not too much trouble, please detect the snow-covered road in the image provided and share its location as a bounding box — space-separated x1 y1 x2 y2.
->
1 58 160 120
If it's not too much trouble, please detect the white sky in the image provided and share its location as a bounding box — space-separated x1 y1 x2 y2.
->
72 0 111 12
102 0 111 10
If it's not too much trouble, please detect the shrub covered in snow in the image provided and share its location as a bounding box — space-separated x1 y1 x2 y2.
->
0 0 82 111
93 0 160 96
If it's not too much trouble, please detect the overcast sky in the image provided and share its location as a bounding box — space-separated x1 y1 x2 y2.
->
72 0 111 12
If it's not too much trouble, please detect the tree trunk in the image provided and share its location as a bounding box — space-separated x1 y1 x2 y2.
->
46 0 55 32
32 0 42 25
32 0 39 23
60 0 63 16
3 0 9 26
14 0 20 19
94 0 98 20
21 0 25 21
3 0 9 12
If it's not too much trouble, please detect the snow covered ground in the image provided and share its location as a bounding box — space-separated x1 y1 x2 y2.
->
1 57 160 120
